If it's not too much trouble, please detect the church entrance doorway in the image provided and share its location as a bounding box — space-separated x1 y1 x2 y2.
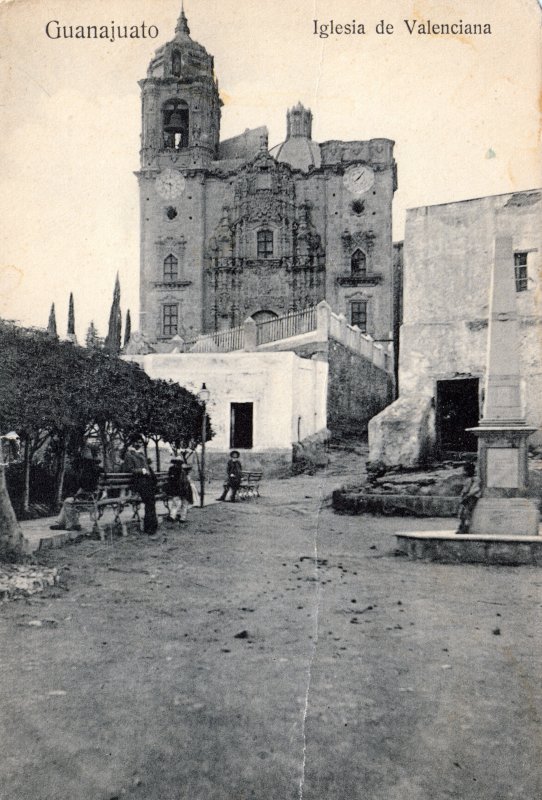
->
230 402 253 450
436 378 479 455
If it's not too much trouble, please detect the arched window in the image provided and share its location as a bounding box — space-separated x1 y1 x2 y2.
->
257 229 274 258
163 100 189 150
163 254 178 281
351 249 367 277
251 310 278 324
172 50 182 77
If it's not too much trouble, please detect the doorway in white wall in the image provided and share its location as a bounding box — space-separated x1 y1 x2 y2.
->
230 403 253 449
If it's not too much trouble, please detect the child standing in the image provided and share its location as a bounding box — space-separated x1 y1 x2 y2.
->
217 450 243 502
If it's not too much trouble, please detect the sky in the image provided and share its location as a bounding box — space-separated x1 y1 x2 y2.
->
1 0 540 342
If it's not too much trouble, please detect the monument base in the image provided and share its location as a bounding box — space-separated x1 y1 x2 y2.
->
395 530 542 566
470 497 540 537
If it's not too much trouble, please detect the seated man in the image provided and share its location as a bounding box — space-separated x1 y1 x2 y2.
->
50 449 103 531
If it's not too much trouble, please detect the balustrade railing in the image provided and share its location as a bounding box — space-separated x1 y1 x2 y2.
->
190 325 245 353
184 302 392 372
256 307 317 346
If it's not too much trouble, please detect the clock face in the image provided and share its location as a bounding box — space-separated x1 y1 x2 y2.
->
344 165 375 195
155 168 185 200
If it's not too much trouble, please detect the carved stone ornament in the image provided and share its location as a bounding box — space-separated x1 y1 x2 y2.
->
341 229 377 252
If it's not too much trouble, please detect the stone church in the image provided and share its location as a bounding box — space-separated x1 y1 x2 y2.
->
137 7 397 346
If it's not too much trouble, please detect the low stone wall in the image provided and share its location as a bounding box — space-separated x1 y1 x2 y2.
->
395 531 542 566
328 340 394 437
333 491 459 517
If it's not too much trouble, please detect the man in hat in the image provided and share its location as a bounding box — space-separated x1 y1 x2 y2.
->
122 438 158 535
166 457 194 523
217 450 243 502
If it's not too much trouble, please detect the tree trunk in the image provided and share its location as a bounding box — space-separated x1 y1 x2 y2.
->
99 427 110 472
55 443 67 509
22 438 31 514
0 462 23 560
154 439 161 472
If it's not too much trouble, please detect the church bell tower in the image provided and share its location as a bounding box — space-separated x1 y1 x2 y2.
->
137 5 222 343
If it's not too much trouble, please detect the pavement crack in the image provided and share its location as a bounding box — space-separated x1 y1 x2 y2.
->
298 459 329 800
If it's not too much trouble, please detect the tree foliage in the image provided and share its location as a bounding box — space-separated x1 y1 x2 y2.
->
47 303 57 338
85 321 103 350
0 320 211 530
123 310 132 349
104 274 122 355
67 292 75 336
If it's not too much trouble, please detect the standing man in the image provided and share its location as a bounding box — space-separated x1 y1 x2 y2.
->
122 439 158 535
456 461 481 534
217 450 243 503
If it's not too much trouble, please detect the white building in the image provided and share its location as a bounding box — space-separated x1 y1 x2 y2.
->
127 350 328 475
370 189 542 466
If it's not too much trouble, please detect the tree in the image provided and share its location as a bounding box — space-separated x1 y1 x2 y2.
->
85 321 102 350
123 309 132 349
121 379 211 471
67 293 75 336
47 303 57 337
77 348 152 469
0 322 87 512
0 320 209 523
0 461 23 559
0 435 23 559
104 273 122 354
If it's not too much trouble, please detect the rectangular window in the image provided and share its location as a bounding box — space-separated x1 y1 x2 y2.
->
350 300 367 332
514 252 528 292
163 254 178 281
230 402 253 449
257 230 274 258
162 303 179 337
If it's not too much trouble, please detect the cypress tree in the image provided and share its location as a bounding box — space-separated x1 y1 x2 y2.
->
104 274 122 354
66 293 77 343
47 303 57 337
86 321 101 350
124 309 132 348
67 293 75 335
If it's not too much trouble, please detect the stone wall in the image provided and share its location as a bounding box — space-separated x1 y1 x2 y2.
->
399 191 542 434
327 340 393 437
370 190 542 466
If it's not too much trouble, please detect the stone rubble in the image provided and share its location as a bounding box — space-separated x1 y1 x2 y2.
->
0 563 59 601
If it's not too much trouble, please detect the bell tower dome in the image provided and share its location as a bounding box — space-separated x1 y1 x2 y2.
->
139 4 222 170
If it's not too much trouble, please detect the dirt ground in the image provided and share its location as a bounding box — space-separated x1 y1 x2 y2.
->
1 447 541 800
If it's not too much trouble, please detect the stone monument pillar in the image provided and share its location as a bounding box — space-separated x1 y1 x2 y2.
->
468 236 539 535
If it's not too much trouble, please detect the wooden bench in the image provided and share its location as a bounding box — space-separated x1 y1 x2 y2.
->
237 471 262 500
73 471 170 537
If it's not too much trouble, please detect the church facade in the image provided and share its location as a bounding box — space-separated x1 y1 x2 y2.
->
137 8 397 347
